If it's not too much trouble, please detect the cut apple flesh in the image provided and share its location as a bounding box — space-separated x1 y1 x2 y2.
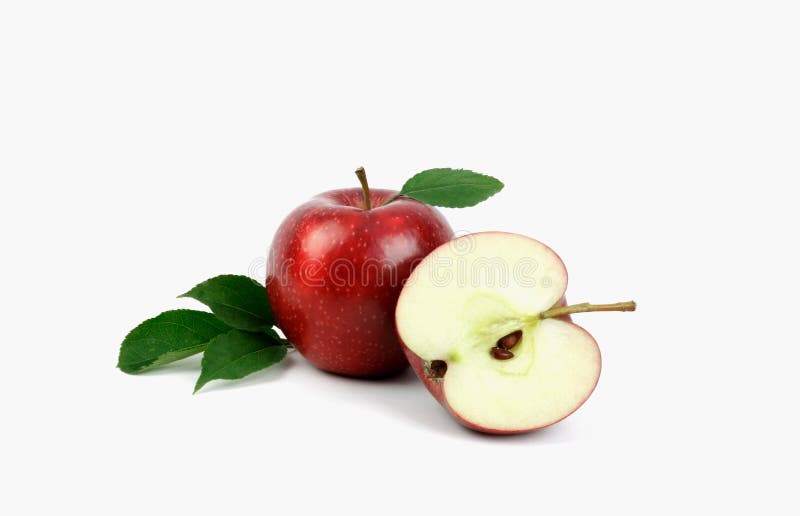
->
396 232 601 432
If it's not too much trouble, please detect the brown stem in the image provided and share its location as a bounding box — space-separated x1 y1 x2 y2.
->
539 301 636 320
355 166 372 210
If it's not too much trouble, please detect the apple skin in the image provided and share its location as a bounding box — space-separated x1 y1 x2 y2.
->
266 188 453 377
400 295 602 435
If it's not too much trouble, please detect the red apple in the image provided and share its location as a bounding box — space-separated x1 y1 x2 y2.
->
266 180 453 377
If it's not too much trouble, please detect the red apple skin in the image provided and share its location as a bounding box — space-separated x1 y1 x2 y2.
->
266 188 453 377
400 296 602 435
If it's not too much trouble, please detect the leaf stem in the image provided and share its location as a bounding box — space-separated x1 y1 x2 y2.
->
355 167 372 210
539 301 637 320
381 193 401 206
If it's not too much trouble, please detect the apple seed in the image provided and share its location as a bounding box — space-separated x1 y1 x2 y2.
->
497 330 522 350
490 347 514 360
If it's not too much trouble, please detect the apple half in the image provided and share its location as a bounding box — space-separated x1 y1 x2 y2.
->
396 232 634 434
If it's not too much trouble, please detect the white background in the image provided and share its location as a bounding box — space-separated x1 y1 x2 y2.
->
2 1 798 514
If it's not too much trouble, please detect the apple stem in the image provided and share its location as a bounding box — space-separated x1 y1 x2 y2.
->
539 301 637 320
355 166 372 210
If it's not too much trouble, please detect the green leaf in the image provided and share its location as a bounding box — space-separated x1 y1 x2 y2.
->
194 330 287 393
179 275 275 332
397 168 504 208
117 310 232 374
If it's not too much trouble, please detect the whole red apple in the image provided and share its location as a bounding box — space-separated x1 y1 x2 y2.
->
266 174 453 377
